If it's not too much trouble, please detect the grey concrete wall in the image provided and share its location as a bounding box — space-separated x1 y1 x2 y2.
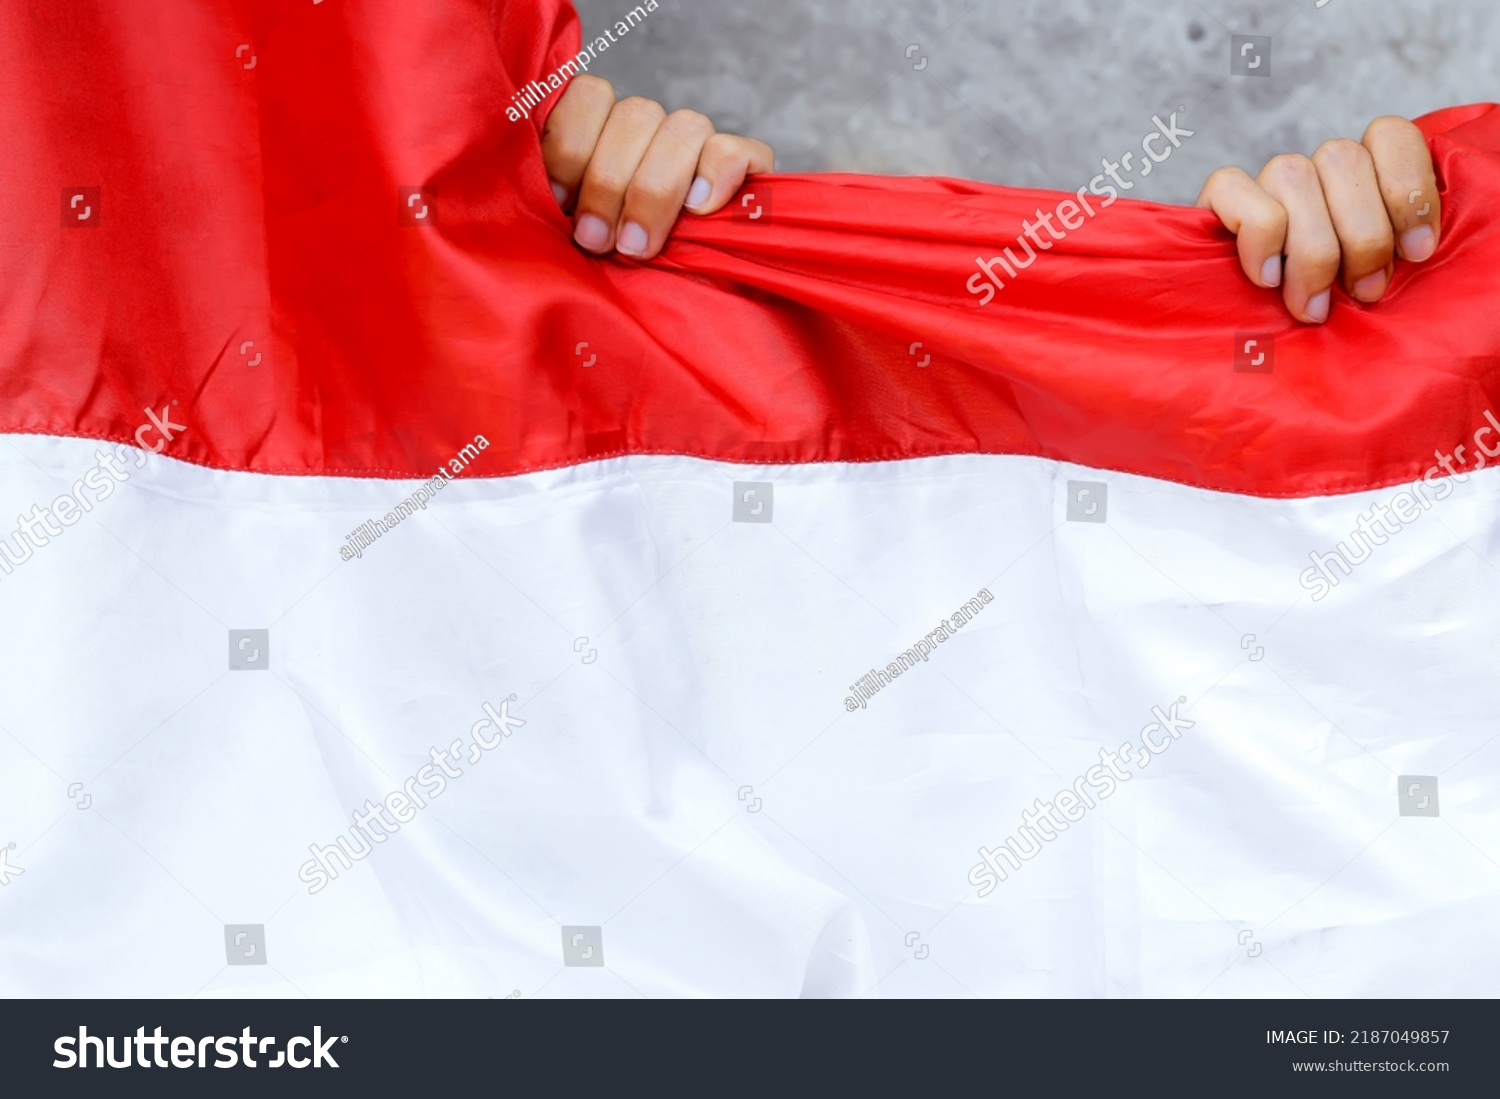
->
570 0 1500 205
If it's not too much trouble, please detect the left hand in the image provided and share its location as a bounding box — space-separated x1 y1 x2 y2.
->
541 75 775 261
1195 116 1441 323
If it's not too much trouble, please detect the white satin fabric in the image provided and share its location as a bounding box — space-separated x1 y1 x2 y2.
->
1 435 1496 997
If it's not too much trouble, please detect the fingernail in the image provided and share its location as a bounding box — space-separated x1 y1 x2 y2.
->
1260 255 1282 288
1305 289 1331 324
574 213 610 252
1400 224 1436 262
686 176 712 209
616 221 649 256
550 180 568 207
1351 270 1387 303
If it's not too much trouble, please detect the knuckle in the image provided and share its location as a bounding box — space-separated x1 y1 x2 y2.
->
544 134 594 170
665 108 714 138
1363 114 1418 146
1301 242 1343 273
1204 165 1250 193
1261 153 1316 185
1250 203 1289 238
1312 137 1371 172
572 74 615 103
583 166 633 197
626 178 676 209
574 74 611 91
615 95 666 124
1344 230 1394 259
700 131 742 162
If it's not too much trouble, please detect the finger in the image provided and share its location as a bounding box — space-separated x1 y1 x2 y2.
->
1311 138 1395 303
1194 165 1288 289
1361 115 1441 263
614 109 716 258
684 132 776 215
573 96 665 253
539 75 615 208
1256 153 1341 324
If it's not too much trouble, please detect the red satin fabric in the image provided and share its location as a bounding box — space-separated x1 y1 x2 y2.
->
1 0 1497 497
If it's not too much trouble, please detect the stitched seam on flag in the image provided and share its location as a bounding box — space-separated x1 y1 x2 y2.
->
0 428 1479 501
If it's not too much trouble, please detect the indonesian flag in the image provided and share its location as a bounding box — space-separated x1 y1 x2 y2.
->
2 0 1499 998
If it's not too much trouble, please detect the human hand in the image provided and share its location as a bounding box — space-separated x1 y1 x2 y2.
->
1196 117 1440 323
541 75 775 261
